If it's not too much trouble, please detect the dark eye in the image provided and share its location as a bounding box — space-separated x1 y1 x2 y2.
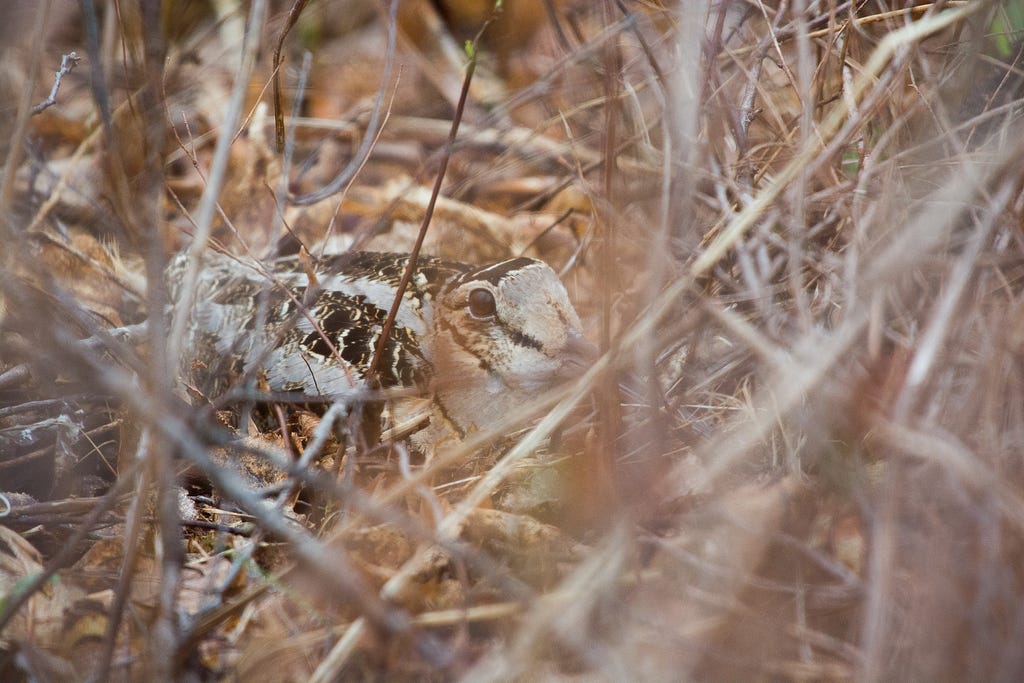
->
467 288 497 318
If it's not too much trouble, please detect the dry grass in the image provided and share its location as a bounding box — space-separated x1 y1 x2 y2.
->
3 0 1024 680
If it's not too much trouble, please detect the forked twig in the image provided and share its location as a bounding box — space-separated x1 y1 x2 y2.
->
31 51 80 114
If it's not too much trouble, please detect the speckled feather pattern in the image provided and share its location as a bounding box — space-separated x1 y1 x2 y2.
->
168 250 593 447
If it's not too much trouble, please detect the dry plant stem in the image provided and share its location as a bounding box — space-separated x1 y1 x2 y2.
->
60 347 447 660
276 50 312 247
318 66 403 256
31 50 81 114
704 3 744 150
151 393 184 671
224 437 538 604
180 583 273 651
0 323 146 394
511 135 643 214
486 13 637 126
289 0 399 206
787 0 814 330
367 48 476 380
92 431 153 682
92 429 523 652
285 114 662 179
167 0 268 371
393 0 475 110
963 53 1024 149
860 454 900 683
6 2 1011 676
272 0 311 153
596 0 622 467
635 3 979 357
676 145 1002 499
134 5 180 672
0 365 32 391
312 38 492 683
700 299 789 369
864 180 1015 679
411 601 521 627
613 0 668 90
310 356 608 680
463 523 633 682
0 461 140 634
379 363 605 508
0 420 121 473
873 419 1024 532
435 363 599 543
635 0 706 471
0 0 50 233
543 0 573 51
875 96 1024 171
892 205 1007 420
735 17 776 163
80 0 114 140
0 397 94 420
759 0 801 108
718 1 970 59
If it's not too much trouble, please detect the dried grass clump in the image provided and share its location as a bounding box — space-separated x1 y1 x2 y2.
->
3 1 1024 680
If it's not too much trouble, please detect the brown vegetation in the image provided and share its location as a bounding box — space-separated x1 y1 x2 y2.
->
3 1 1024 680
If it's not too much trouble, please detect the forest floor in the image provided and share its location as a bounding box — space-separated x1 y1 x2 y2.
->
3 1 1024 680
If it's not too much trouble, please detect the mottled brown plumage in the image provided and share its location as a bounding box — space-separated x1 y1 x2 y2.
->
169 250 594 449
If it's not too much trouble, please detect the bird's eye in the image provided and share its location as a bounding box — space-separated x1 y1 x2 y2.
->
467 288 497 318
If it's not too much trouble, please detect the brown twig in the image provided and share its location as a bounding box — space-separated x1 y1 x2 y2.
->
272 0 312 153
366 37 479 382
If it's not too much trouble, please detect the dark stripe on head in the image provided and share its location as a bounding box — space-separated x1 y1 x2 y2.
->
432 394 467 439
439 318 496 375
504 324 544 352
459 258 538 286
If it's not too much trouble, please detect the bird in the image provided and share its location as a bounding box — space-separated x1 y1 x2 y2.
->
168 250 596 452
